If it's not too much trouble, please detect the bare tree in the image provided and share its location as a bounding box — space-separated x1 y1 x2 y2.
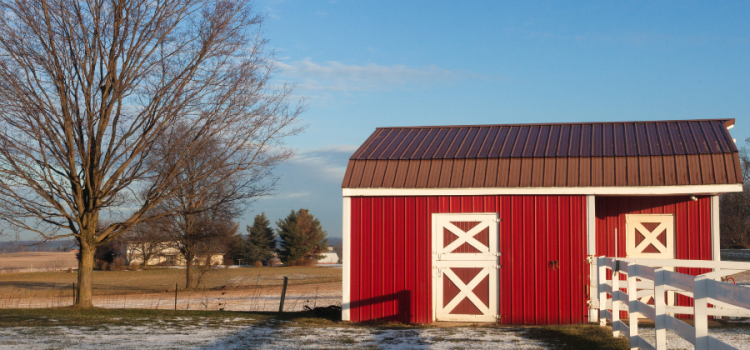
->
0 0 302 307
720 141 750 248
146 124 259 288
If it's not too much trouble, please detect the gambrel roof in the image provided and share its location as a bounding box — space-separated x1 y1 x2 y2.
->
342 119 742 189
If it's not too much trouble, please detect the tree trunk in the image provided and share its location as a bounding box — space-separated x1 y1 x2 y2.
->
185 253 193 289
76 241 96 308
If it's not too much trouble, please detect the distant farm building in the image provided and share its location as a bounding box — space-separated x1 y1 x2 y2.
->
341 119 742 324
317 246 340 264
126 242 224 266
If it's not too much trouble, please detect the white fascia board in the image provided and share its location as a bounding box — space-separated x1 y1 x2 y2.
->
342 184 742 197
341 197 352 321
586 196 596 256
586 195 598 323
711 195 720 263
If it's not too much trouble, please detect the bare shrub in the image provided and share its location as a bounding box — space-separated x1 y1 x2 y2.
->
110 257 126 271
254 260 263 267
43 260 66 272
287 257 316 267
128 262 140 271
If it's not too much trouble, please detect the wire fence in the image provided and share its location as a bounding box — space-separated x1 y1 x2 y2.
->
0 277 341 312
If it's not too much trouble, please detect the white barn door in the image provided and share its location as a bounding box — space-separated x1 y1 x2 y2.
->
432 213 499 322
626 214 675 259
626 214 675 305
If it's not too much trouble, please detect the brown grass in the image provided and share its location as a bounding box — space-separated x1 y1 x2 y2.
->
0 266 341 299
524 324 630 350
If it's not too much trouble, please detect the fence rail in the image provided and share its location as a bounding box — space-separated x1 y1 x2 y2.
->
596 256 750 350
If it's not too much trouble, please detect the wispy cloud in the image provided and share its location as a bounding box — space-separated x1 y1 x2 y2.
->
276 58 485 92
264 191 311 200
248 144 357 236
288 144 358 181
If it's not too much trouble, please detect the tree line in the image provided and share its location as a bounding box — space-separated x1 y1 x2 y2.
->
120 209 328 288
231 210 329 266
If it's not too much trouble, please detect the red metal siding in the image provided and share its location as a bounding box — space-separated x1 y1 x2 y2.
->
595 196 713 318
594 196 712 260
349 195 589 324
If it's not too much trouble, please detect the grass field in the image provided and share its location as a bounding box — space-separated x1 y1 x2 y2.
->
0 267 342 311
0 266 341 296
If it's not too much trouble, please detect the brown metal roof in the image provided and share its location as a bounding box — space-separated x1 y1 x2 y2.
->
349 119 737 160
343 119 742 189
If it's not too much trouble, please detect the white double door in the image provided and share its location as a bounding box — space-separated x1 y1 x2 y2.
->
432 213 499 322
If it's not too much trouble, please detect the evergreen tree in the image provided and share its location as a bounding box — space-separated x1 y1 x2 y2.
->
276 209 328 265
233 213 277 264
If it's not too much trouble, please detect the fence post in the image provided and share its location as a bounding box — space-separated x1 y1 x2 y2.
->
694 276 709 350
611 258 620 338
174 284 178 310
278 276 288 313
72 282 76 306
654 268 667 350
628 264 640 350
598 257 607 327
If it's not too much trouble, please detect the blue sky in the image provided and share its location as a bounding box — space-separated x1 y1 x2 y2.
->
8 1 747 242
245 0 750 239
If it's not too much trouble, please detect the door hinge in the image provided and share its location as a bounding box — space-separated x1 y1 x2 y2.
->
495 315 502 320
585 255 595 264
493 265 502 269
494 252 502 257
496 218 503 223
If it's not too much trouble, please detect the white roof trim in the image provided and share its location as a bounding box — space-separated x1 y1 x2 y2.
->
342 184 743 197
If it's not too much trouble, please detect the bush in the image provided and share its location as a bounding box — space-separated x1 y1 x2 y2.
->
254 260 263 267
111 257 126 271
223 258 234 267
128 262 140 271
98 261 110 271
288 257 316 266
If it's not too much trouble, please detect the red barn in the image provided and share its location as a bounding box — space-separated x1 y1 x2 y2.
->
340 119 742 324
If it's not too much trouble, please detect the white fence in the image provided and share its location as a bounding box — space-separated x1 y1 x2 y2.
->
597 256 750 350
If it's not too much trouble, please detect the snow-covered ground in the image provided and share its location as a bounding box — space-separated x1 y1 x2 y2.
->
2 317 750 349
638 326 750 349
0 321 548 350
721 249 750 262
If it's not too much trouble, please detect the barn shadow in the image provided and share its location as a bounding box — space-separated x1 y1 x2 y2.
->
349 290 412 323
192 291 418 349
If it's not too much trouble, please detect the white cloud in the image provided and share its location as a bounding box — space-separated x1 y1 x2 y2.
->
276 58 483 92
